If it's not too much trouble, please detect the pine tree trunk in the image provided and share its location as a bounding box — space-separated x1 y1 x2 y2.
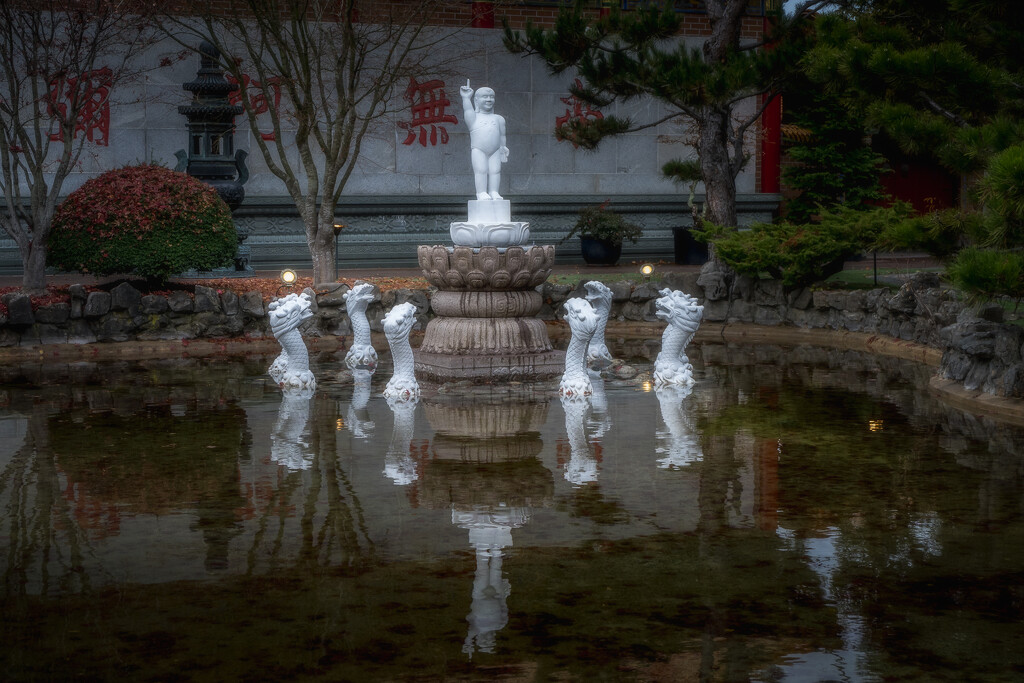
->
697 0 746 229
698 107 738 228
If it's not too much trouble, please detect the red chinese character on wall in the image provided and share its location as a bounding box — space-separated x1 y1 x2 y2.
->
398 77 458 147
227 73 282 141
47 67 112 146
556 78 604 148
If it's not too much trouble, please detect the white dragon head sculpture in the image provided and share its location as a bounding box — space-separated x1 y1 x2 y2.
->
653 289 704 388
563 297 599 339
343 282 376 314
383 302 420 401
583 281 614 368
383 301 417 340
343 282 379 371
268 291 314 338
654 288 703 335
583 280 612 313
559 297 599 398
268 292 316 391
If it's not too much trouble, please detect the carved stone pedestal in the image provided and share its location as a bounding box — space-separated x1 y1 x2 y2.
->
415 244 564 382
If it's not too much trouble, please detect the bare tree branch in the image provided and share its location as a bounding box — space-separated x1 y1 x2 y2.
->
0 1 158 293
163 0 469 283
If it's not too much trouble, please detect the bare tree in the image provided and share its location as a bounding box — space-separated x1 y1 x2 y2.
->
167 0 465 284
0 1 156 294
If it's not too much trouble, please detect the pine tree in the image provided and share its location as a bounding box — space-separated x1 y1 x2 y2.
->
806 0 1024 299
781 69 885 223
504 0 825 228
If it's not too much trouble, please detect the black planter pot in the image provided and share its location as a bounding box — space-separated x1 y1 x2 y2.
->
580 237 622 265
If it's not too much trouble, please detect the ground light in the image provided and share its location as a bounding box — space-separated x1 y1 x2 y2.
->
278 268 297 295
640 263 655 282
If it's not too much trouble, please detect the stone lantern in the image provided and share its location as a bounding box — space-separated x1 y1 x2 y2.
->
175 40 252 273
176 40 249 207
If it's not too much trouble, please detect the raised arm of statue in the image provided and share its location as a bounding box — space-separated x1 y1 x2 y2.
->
460 80 476 130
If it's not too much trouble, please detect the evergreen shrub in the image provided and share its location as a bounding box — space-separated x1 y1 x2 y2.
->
697 204 912 289
875 209 986 258
947 247 1024 302
49 164 236 282
781 80 886 223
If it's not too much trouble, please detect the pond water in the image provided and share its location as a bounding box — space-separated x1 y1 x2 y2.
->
1 343 1022 682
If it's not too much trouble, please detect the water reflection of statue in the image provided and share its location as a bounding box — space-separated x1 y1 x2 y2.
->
454 505 529 657
587 372 612 440
384 394 419 485
416 391 554 658
270 385 315 471
346 368 375 440
460 81 508 200
655 384 702 469
561 394 598 485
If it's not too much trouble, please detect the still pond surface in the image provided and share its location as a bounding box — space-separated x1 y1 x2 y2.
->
1 343 1022 682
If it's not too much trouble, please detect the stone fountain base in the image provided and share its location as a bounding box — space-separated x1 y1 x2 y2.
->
414 244 565 382
415 346 565 382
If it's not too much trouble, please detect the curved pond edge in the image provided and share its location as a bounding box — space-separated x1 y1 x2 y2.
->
620 320 1024 427
707 323 1024 427
3 318 1022 427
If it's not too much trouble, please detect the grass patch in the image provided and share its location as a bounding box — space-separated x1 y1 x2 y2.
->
824 266 944 289
547 272 654 286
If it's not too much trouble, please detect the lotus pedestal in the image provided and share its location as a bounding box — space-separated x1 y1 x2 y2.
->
415 244 564 382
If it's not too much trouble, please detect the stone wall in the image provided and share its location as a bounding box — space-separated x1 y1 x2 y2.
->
676 264 1023 400
2 265 1022 400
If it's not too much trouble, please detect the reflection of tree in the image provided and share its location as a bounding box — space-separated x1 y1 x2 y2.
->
50 403 249 573
506 530 834 680
700 387 921 527
559 484 628 527
1 405 92 595
697 379 1024 679
691 429 763 678
251 394 374 571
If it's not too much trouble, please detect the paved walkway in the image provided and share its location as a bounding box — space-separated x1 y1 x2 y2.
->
0 254 939 289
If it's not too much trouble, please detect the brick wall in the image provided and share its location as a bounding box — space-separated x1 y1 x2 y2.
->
156 0 768 35
355 1 770 36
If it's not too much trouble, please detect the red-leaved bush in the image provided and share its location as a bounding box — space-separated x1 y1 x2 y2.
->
48 164 237 282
